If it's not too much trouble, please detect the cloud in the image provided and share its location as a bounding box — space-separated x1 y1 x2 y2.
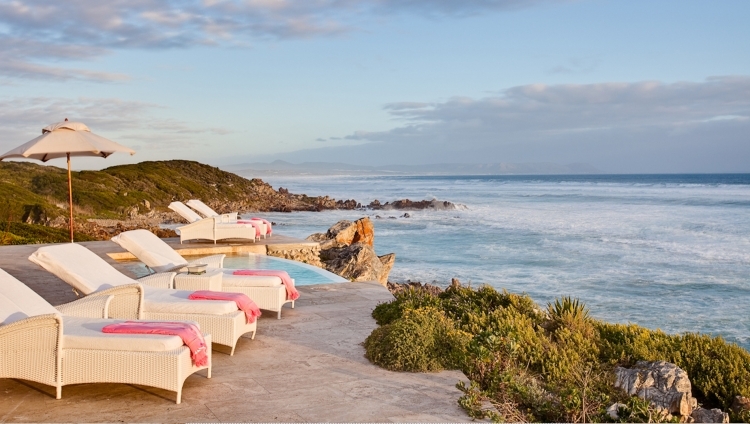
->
373 76 750 133
255 76 750 173
546 56 600 75
0 0 568 81
372 0 566 17
0 97 232 153
0 59 130 83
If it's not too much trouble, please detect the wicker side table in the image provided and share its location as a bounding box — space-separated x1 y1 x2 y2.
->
173 269 223 291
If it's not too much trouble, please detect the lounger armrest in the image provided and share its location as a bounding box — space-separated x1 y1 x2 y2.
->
55 295 113 319
0 313 63 346
91 283 145 320
219 212 238 222
192 254 225 269
138 272 176 289
179 217 216 230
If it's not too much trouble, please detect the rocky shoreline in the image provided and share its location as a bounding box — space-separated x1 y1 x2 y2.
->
1 160 466 244
65 196 463 241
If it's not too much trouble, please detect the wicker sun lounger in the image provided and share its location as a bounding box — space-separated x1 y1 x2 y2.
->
186 199 272 238
0 268 211 404
169 201 259 244
28 243 256 355
112 229 294 318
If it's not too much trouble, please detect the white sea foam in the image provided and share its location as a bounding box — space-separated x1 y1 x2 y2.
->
253 174 750 349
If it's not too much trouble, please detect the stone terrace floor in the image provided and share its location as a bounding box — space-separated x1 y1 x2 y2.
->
0 239 473 422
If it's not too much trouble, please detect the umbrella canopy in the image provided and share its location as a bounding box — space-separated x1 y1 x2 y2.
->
0 121 135 162
0 119 135 242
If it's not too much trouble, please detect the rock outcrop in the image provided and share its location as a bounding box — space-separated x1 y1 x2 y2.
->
307 218 375 249
612 361 739 422
606 403 627 420
615 361 697 417
367 198 465 211
322 244 394 285
732 395 750 416
387 280 445 296
306 217 395 286
691 407 729 423
56 214 179 240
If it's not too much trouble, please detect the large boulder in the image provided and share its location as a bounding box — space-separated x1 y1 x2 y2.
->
307 218 395 286
323 243 394 285
614 361 697 417
307 217 375 249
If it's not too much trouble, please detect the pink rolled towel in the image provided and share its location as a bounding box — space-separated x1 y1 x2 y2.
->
232 269 299 301
187 290 261 324
102 321 209 367
250 217 273 235
236 220 262 238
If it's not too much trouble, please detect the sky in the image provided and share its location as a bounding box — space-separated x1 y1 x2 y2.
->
0 0 748 173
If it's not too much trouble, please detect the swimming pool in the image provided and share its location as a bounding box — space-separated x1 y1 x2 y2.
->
122 253 347 286
215 253 347 286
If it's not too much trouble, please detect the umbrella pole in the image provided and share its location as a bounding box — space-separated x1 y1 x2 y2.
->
67 153 74 243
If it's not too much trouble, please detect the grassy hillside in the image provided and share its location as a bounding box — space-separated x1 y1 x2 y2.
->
0 160 347 244
0 222 96 244
0 160 319 224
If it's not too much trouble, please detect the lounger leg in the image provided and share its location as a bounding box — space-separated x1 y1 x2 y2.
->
251 330 256 340
230 344 236 356
277 309 281 319
176 388 182 404
292 300 295 309
56 385 61 399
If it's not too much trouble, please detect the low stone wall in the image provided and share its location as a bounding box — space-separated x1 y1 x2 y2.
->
266 243 323 268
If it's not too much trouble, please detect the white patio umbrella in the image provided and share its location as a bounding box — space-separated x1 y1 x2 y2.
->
0 119 135 242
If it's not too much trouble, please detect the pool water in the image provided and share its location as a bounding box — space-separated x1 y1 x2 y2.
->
216 253 347 286
122 253 347 286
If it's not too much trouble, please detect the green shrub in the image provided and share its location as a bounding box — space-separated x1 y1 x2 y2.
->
668 334 750 410
609 396 677 423
365 282 750 421
0 222 96 245
547 296 591 332
371 287 441 325
598 323 750 410
364 306 471 372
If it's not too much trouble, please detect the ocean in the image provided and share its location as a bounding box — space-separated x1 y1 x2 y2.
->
241 173 750 350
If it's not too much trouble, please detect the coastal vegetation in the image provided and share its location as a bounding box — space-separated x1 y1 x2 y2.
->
364 283 750 422
0 221 96 245
0 160 356 244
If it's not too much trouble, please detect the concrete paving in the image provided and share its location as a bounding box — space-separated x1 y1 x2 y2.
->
0 239 472 422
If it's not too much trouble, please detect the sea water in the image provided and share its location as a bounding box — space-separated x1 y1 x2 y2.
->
241 174 750 350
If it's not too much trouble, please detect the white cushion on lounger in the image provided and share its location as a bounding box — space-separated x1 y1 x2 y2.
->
142 286 238 315
112 230 187 273
29 244 134 295
169 202 203 223
186 199 217 218
216 222 255 230
62 316 185 352
221 272 282 288
0 269 59 325
29 244 241 316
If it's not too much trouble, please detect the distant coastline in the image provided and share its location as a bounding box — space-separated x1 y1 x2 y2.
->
224 160 601 177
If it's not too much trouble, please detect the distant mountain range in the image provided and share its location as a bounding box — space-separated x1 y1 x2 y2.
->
224 160 601 176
